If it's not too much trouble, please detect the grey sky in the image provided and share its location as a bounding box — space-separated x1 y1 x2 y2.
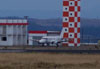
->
0 0 100 19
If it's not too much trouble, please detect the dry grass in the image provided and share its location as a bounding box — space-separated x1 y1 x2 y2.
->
0 53 100 69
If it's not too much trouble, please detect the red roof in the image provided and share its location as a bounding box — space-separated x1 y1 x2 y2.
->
29 31 47 34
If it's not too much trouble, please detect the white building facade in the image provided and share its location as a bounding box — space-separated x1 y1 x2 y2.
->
0 19 28 46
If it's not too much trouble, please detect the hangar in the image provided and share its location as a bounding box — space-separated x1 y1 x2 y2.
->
0 19 28 46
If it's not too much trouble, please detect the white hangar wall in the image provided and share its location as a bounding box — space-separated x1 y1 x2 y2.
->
0 19 28 46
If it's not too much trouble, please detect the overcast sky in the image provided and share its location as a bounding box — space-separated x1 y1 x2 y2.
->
0 0 100 19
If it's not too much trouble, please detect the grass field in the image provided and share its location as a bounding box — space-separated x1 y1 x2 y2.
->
0 53 100 69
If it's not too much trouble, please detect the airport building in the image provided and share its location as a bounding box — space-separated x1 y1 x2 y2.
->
28 31 60 46
0 19 28 46
0 0 81 47
62 0 80 46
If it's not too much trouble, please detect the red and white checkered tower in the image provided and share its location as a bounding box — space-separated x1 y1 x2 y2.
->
62 0 80 46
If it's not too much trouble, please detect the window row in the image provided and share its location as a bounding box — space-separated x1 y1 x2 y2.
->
63 22 80 27
63 6 80 11
63 12 80 17
63 1 80 6
63 28 80 33
63 32 80 38
63 17 80 22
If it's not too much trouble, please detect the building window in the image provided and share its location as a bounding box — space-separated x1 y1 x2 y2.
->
70 2 73 5
2 37 7 41
65 29 67 31
70 34 72 37
70 13 72 16
70 24 72 26
65 8 67 10
65 18 67 21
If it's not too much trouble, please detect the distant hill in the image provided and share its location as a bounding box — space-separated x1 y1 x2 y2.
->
28 18 100 38
81 18 100 38
28 18 62 31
